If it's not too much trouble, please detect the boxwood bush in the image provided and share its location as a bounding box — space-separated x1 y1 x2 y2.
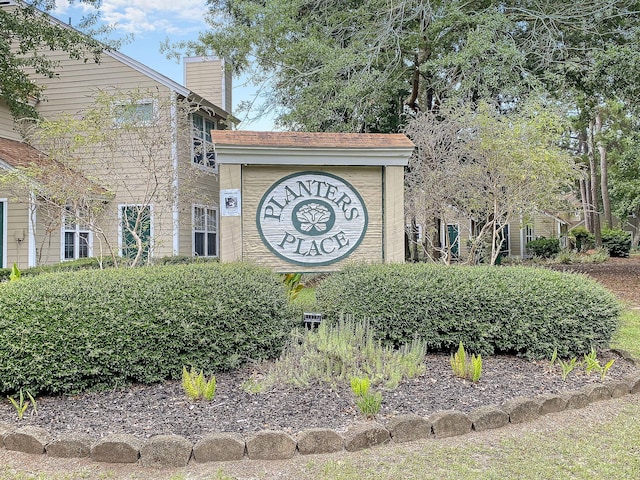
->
526 237 561 258
601 229 632 257
316 263 621 360
0 262 291 395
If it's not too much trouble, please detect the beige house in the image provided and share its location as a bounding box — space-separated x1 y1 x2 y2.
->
407 208 581 263
0 1 233 268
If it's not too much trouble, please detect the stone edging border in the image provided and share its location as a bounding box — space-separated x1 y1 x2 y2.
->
1 352 639 469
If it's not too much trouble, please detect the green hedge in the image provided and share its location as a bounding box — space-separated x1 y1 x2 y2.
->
0 263 291 395
316 264 621 360
526 237 561 258
602 229 632 258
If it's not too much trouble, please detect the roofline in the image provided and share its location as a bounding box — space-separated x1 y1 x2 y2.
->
3 0 236 122
215 145 413 166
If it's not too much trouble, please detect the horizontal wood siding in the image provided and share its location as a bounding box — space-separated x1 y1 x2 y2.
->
0 189 30 269
184 59 225 111
242 165 383 272
0 101 21 142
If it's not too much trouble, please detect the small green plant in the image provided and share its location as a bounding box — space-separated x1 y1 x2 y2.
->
182 366 216 401
7 389 36 420
242 376 265 394
283 273 304 301
583 348 616 381
350 376 382 419
9 263 21 282
558 357 579 380
450 342 482 382
470 353 482 382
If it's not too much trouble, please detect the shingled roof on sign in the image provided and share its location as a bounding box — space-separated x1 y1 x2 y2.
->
210 131 415 149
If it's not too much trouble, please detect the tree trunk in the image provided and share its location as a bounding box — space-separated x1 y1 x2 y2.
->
587 119 602 246
579 178 592 233
595 111 613 229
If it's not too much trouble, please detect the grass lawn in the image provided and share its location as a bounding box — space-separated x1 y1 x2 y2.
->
611 308 640 358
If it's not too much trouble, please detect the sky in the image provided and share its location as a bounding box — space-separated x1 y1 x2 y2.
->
50 0 276 131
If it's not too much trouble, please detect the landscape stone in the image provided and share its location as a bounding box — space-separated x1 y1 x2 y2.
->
140 434 192 468
582 384 611 403
624 372 640 394
561 390 590 410
46 432 93 458
386 415 431 443
343 422 391 452
502 397 540 424
193 433 245 463
296 428 344 455
91 434 142 463
3 426 51 454
537 394 568 415
246 430 296 460
429 411 472 438
0 422 13 449
607 380 630 398
469 405 509 432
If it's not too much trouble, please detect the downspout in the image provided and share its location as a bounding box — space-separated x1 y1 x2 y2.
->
28 192 37 267
171 93 180 256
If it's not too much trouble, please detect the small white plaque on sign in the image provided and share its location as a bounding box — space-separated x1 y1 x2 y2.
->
221 189 241 217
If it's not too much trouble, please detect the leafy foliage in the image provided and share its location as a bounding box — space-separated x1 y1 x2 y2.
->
316 263 621 360
450 342 482 382
182 366 217 401
0 1 105 120
0 263 292 395
249 317 426 390
350 376 382 419
601 229 632 258
526 238 561 259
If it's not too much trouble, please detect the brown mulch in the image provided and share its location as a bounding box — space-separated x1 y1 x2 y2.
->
0 257 638 443
548 255 640 307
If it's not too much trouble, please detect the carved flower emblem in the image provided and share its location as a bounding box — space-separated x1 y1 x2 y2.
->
296 203 332 233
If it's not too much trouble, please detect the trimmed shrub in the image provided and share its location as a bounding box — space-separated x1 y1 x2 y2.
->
601 229 632 258
570 226 595 252
316 263 621 360
0 257 116 282
526 237 561 258
0 262 291 395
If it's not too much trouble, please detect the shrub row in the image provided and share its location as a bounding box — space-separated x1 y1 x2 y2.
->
0 263 292 395
316 263 621 360
525 237 561 258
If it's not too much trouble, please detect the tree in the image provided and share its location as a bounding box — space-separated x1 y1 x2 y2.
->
1 0 105 120
405 100 579 265
181 0 639 133
5 89 216 267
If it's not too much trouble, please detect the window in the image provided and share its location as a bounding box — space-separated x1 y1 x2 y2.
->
192 113 216 169
120 205 152 263
446 224 460 259
62 205 92 260
193 206 217 257
113 100 155 127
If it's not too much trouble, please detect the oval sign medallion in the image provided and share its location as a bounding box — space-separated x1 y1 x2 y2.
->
256 172 368 266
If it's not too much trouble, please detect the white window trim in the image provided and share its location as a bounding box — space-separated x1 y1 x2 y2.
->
112 98 158 128
0 199 6 269
443 223 460 257
60 208 93 261
118 204 155 259
191 112 218 173
521 223 535 257
192 204 218 257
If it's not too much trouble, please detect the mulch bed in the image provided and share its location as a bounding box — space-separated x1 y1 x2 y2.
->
0 257 638 443
0 351 636 443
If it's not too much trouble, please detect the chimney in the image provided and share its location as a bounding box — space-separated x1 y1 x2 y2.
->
183 56 232 114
